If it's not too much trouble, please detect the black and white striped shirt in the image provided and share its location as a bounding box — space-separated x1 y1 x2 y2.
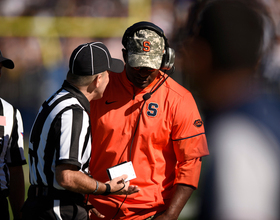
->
29 80 91 190
0 98 26 193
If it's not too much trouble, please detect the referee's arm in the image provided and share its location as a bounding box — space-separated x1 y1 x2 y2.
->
55 164 139 195
55 164 106 194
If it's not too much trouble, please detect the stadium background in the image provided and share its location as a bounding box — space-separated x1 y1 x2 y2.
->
0 0 280 219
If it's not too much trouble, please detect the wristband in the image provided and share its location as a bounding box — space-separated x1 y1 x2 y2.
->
102 183 111 196
92 180 99 194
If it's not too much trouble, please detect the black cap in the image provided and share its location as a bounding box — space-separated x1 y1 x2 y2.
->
69 42 124 75
0 50 14 69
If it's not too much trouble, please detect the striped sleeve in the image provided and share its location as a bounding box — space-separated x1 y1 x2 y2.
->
55 106 91 169
6 107 26 166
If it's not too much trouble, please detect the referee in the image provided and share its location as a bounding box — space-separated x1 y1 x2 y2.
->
0 50 26 220
22 42 140 220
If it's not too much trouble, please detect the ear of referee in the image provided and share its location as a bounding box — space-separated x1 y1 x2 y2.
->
21 42 140 220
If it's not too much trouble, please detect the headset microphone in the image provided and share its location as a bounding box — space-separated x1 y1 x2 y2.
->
143 93 151 101
142 66 175 101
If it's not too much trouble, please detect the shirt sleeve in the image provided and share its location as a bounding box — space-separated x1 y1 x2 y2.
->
55 107 91 169
171 92 209 187
6 108 26 167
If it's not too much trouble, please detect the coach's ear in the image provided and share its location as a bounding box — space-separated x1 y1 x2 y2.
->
122 49 128 63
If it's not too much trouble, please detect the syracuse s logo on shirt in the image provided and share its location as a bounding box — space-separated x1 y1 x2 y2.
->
147 103 158 117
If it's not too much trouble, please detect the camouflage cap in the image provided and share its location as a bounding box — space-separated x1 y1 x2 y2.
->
127 29 165 69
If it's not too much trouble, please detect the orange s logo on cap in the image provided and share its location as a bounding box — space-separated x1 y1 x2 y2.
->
143 41 150 52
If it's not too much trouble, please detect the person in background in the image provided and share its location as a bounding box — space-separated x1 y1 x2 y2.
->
0 50 26 220
88 21 209 220
21 42 139 220
181 0 280 219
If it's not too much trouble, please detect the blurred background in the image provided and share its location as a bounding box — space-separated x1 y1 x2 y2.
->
1 0 280 219
0 0 194 140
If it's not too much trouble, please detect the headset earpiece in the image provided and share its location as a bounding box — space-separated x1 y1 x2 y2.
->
161 47 175 71
122 21 175 71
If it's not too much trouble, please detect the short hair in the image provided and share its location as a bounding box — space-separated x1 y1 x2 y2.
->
66 70 98 87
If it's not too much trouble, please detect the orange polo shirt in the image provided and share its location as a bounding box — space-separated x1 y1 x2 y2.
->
88 69 209 220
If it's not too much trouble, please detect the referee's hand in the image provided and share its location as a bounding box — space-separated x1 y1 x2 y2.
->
108 174 140 195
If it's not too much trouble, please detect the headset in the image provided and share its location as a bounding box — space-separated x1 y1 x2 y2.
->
122 21 175 71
